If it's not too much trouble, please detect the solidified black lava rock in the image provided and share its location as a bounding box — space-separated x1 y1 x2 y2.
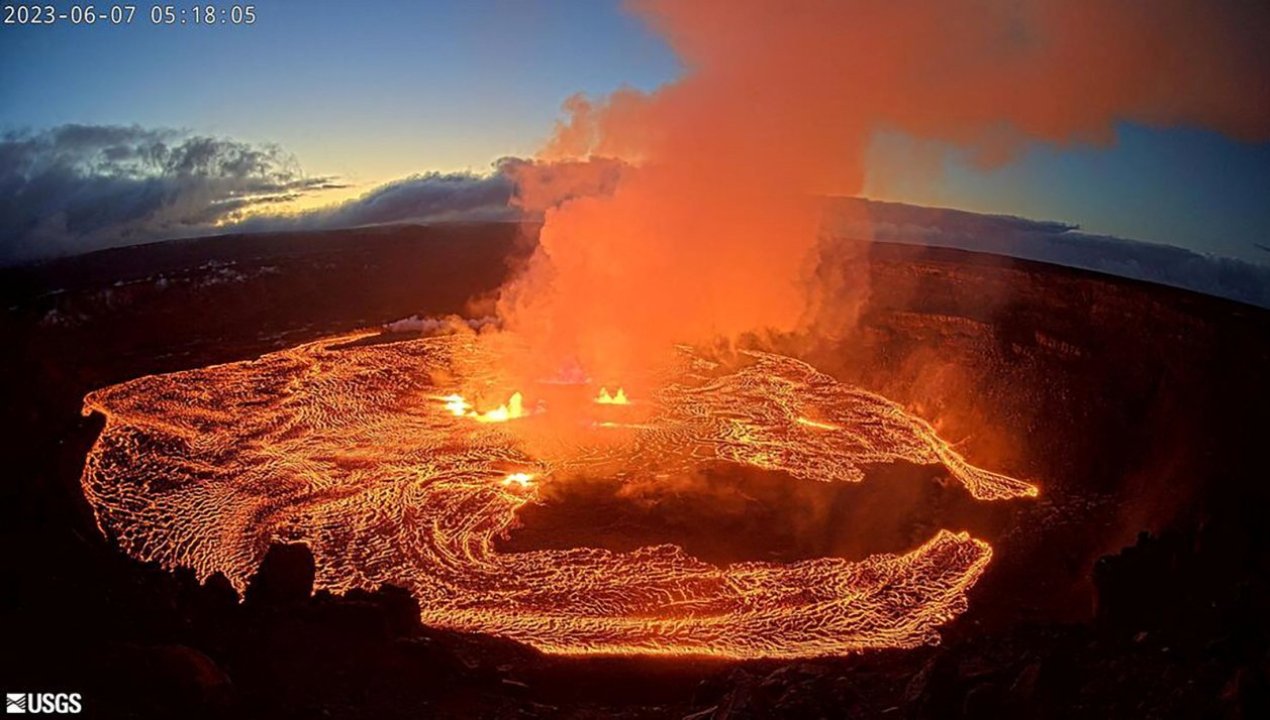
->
243 543 315 607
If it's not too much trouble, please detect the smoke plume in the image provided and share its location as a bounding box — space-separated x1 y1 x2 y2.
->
496 0 1270 385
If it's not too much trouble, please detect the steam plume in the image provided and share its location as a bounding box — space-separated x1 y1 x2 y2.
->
497 0 1270 384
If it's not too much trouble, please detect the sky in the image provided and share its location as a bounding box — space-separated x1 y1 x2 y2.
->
2 0 1268 264
1 0 679 186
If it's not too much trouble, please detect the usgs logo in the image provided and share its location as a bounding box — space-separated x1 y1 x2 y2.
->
5 694 82 715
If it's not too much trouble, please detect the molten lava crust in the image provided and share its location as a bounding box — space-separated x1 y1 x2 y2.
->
81 333 1036 658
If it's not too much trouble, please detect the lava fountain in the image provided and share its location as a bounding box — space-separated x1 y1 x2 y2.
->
80 331 1035 659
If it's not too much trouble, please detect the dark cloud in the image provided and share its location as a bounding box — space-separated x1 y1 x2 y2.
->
234 166 518 233
233 156 625 233
0 125 629 265
0 124 340 264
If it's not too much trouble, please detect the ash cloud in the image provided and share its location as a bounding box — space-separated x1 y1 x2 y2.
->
0 124 341 264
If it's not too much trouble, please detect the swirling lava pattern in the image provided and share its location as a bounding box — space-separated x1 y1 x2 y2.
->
81 333 1036 658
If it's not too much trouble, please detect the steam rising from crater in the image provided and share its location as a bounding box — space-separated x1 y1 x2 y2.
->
497 0 1270 382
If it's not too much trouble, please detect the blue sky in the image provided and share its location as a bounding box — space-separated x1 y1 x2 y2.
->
2 0 1268 263
0 1 679 181
867 124 1270 263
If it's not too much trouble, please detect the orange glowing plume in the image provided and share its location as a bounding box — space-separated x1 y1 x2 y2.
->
500 0 1270 392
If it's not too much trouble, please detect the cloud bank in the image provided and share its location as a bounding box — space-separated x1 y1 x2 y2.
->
0 125 343 264
233 169 516 234
231 157 625 234
0 131 629 265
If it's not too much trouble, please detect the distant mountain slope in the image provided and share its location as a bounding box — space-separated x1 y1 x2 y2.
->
827 198 1270 309
7 198 1266 311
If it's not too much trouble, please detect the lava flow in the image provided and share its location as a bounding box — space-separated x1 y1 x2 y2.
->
80 333 1036 658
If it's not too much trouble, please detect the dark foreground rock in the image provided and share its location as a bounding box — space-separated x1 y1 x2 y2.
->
6 535 1264 719
243 544 316 608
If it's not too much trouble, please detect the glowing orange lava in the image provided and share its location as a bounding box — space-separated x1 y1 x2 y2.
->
796 417 841 431
438 391 526 423
80 333 1035 658
501 472 536 488
596 387 629 404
